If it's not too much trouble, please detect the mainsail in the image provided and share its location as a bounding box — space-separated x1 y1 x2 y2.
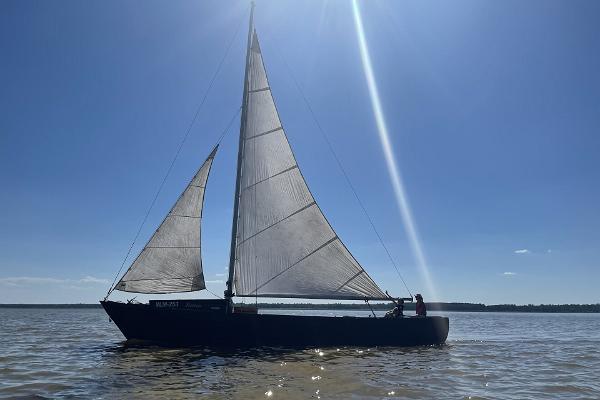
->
116 146 218 294
230 31 387 300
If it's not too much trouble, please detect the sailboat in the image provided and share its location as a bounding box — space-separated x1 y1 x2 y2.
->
101 4 449 347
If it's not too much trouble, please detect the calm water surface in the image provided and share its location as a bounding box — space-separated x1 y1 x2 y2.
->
1 308 599 399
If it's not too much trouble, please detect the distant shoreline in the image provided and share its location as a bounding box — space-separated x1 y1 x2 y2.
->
1 302 599 313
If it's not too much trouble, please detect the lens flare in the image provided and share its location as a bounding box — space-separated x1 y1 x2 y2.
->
352 0 437 300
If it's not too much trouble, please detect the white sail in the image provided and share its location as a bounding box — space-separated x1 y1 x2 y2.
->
116 146 218 294
232 32 387 300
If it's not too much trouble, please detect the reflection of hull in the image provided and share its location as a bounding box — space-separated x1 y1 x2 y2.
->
101 300 449 347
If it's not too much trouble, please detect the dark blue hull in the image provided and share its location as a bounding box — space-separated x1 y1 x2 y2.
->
101 300 449 347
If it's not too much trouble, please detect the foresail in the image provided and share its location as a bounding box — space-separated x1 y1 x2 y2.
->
116 146 218 294
232 32 387 300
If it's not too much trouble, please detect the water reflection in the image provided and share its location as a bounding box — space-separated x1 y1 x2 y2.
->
93 339 452 399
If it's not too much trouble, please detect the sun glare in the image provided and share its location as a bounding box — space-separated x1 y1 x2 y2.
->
351 0 437 300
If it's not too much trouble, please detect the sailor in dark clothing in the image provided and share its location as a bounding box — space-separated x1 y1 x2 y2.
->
386 297 404 318
384 291 404 318
415 293 427 316
394 298 404 317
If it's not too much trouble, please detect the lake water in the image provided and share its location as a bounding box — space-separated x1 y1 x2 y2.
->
1 308 599 399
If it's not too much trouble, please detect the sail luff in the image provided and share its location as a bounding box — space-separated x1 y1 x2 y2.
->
226 2 255 299
115 146 218 294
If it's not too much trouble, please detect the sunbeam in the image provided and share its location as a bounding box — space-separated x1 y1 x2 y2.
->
351 0 437 300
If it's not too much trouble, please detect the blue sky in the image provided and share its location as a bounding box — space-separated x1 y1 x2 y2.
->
1 0 598 304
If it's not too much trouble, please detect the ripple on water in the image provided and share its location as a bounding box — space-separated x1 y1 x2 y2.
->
1 310 600 399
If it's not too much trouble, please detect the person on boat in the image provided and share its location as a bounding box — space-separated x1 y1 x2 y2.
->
391 298 404 317
415 293 427 317
384 292 404 318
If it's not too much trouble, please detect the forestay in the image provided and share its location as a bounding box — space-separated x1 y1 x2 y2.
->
116 146 218 294
232 32 387 300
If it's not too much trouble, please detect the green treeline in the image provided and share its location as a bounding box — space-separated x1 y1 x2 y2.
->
1 302 599 312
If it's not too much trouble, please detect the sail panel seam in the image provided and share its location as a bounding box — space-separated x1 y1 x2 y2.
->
245 126 283 140
242 164 298 191
334 270 364 292
249 87 270 93
237 201 316 246
248 236 338 294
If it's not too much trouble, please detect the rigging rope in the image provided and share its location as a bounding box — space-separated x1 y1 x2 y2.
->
205 287 223 300
275 48 413 299
216 107 242 145
106 9 248 297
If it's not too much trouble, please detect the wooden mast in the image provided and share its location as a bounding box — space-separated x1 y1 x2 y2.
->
225 2 254 300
